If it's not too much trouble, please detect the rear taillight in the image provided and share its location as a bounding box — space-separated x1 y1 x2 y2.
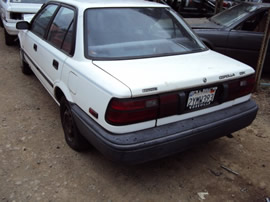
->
105 75 255 126
105 96 159 125
159 94 179 118
226 75 255 101
106 93 183 125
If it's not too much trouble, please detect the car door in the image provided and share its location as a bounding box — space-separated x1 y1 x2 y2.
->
197 29 230 55
227 10 269 70
23 4 76 95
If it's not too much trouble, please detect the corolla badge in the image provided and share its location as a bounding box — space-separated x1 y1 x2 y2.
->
219 73 235 80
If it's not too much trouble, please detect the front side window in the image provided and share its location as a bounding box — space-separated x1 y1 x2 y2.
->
31 4 58 38
85 7 205 59
47 6 75 54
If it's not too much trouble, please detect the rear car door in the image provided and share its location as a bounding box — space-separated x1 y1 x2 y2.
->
23 3 76 94
227 10 269 70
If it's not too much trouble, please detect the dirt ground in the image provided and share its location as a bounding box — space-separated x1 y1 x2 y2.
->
0 26 270 202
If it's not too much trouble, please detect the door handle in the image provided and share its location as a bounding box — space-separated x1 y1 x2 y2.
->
33 44 37 51
52 59 59 70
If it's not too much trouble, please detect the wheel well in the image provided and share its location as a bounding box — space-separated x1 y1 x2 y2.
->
55 87 65 103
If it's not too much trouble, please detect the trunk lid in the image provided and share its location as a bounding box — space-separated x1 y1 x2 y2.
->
93 50 254 97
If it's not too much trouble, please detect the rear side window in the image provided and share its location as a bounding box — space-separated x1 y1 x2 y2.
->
31 4 58 38
47 7 75 54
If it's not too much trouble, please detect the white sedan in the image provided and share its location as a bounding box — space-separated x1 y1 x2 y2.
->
0 0 46 45
16 0 258 164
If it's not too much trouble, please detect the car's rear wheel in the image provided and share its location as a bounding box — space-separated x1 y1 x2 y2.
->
60 97 90 151
4 29 16 46
20 49 32 75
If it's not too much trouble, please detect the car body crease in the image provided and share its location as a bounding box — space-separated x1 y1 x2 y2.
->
91 60 132 97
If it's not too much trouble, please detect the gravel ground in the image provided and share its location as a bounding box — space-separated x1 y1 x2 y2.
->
0 22 270 202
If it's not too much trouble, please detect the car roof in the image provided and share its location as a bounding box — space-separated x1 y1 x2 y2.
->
49 0 168 8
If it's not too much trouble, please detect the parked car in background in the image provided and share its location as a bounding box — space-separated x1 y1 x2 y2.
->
192 2 270 73
17 0 258 164
163 0 233 17
0 0 46 45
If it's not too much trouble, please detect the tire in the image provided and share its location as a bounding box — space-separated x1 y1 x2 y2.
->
20 49 32 75
4 29 16 46
60 97 90 151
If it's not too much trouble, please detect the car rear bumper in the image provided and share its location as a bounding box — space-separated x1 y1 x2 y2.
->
71 99 258 164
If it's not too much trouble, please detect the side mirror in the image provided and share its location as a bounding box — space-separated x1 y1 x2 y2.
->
16 21 30 30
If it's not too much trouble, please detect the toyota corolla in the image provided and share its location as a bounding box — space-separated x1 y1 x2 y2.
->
16 0 258 164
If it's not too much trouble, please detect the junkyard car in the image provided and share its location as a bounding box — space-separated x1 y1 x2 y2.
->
0 0 46 45
192 2 270 73
163 0 232 17
17 0 258 164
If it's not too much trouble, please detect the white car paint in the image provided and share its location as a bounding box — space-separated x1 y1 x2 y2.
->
0 1 43 35
93 50 254 97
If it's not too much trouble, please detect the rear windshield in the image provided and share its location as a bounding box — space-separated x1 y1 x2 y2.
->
10 0 46 3
84 8 206 60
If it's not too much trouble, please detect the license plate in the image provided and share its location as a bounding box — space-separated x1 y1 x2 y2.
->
186 87 218 110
